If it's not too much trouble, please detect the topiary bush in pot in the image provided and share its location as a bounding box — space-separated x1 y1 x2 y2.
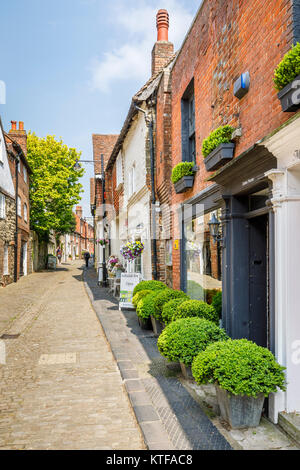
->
192 339 286 428
157 317 229 367
161 298 187 325
136 290 162 321
132 290 152 308
173 299 219 325
153 289 189 322
212 291 222 320
132 280 167 297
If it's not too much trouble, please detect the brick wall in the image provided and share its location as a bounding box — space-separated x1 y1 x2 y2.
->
0 196 16 286
171 0 297 289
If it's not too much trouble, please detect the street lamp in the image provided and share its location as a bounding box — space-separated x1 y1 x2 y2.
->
208 213 224 246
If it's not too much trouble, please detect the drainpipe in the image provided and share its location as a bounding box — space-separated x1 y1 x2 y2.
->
14 153 20 283
134 103 158 280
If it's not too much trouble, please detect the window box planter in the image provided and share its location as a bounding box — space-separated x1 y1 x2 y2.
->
277 75 300 112
215 386 265 429
173 175 195 194
138 316 152 331
150 315 164 337
204 143 235 172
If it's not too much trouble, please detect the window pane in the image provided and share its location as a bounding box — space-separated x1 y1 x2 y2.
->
185 209 222 303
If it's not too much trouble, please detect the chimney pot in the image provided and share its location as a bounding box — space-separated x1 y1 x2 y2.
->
19 121 24 131
11 121 17 131
157 9 169 41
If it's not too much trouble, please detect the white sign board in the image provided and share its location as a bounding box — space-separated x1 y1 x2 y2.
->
119 273 142 310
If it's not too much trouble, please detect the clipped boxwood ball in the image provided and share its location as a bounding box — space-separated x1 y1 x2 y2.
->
153 289 189 321
157 317 229 367
132 280 167 297
161 298 187 325
212 291 222 319
192 339 286 398
132 290 152 308
136 290 162 320
173 299 219 325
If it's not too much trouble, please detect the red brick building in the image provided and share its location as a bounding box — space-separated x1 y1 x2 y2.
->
5 121 32 280
169 0 300 420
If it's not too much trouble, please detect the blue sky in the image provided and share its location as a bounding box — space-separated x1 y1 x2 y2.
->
0 0 200 218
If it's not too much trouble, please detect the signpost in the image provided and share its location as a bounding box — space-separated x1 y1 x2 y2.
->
119 273 142 310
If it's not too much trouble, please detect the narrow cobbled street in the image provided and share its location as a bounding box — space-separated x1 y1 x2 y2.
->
0 262 145 450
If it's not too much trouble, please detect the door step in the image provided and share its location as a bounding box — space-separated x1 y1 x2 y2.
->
278 412 300 446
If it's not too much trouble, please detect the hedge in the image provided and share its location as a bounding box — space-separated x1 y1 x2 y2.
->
157 317 229 367
192 339 286 398
173 300 219 325
212 291 222 319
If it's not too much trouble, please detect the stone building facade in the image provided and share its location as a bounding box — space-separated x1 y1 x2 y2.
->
0 117 16 287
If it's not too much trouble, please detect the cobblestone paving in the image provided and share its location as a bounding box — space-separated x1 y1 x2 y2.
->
84 269 232 451
0 262 145 450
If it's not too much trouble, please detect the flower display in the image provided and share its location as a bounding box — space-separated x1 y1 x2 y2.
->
120 241 144 261
97 238 109 246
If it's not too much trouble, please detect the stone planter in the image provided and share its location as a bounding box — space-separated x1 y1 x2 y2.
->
180 362 193 380
173 176 194 194
277 75 300 112
204 143 235 172
138 316 152 331
215 385 265 429
150 315 164 337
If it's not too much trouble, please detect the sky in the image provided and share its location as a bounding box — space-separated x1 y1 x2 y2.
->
0 0 200 219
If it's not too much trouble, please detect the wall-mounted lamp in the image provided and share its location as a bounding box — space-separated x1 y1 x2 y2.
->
208 213 224 246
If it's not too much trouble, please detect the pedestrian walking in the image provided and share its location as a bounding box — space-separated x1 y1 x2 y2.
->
56 247 62 265
84 252 90 268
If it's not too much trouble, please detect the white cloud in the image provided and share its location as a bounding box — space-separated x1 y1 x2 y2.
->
89 0 199 93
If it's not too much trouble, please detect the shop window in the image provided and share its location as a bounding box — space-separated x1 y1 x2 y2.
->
184 209 222 303
165 240 173 266
116 153 123 186
181 79 196 162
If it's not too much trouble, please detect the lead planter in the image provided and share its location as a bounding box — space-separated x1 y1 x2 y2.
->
204 143 235 172
138 316 152 331
277 75 300 112
173 176 194 194
216 385 265 429
150 315 164 337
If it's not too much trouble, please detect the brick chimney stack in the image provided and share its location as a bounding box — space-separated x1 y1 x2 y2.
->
152 9 174 76
76 206 83 219
9 120 27 155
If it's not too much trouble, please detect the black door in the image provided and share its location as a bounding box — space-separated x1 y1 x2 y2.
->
20 242 24 277
248 215 268 348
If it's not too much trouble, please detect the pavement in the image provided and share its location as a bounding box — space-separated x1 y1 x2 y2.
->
84 268 232 451
0 262 145 450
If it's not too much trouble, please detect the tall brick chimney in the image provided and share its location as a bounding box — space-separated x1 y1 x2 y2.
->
76 206 83 219
152 9 174 76
9 120 27 155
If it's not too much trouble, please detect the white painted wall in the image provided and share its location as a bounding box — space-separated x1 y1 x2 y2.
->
264 116 300 421
0 125 15 198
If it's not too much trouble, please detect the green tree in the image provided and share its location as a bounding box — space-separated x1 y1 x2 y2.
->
27 133 84 240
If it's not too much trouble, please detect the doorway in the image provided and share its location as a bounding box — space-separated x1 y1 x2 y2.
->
248 214 269 348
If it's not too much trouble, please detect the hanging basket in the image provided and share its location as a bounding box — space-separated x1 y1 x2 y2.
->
120 241 144 261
